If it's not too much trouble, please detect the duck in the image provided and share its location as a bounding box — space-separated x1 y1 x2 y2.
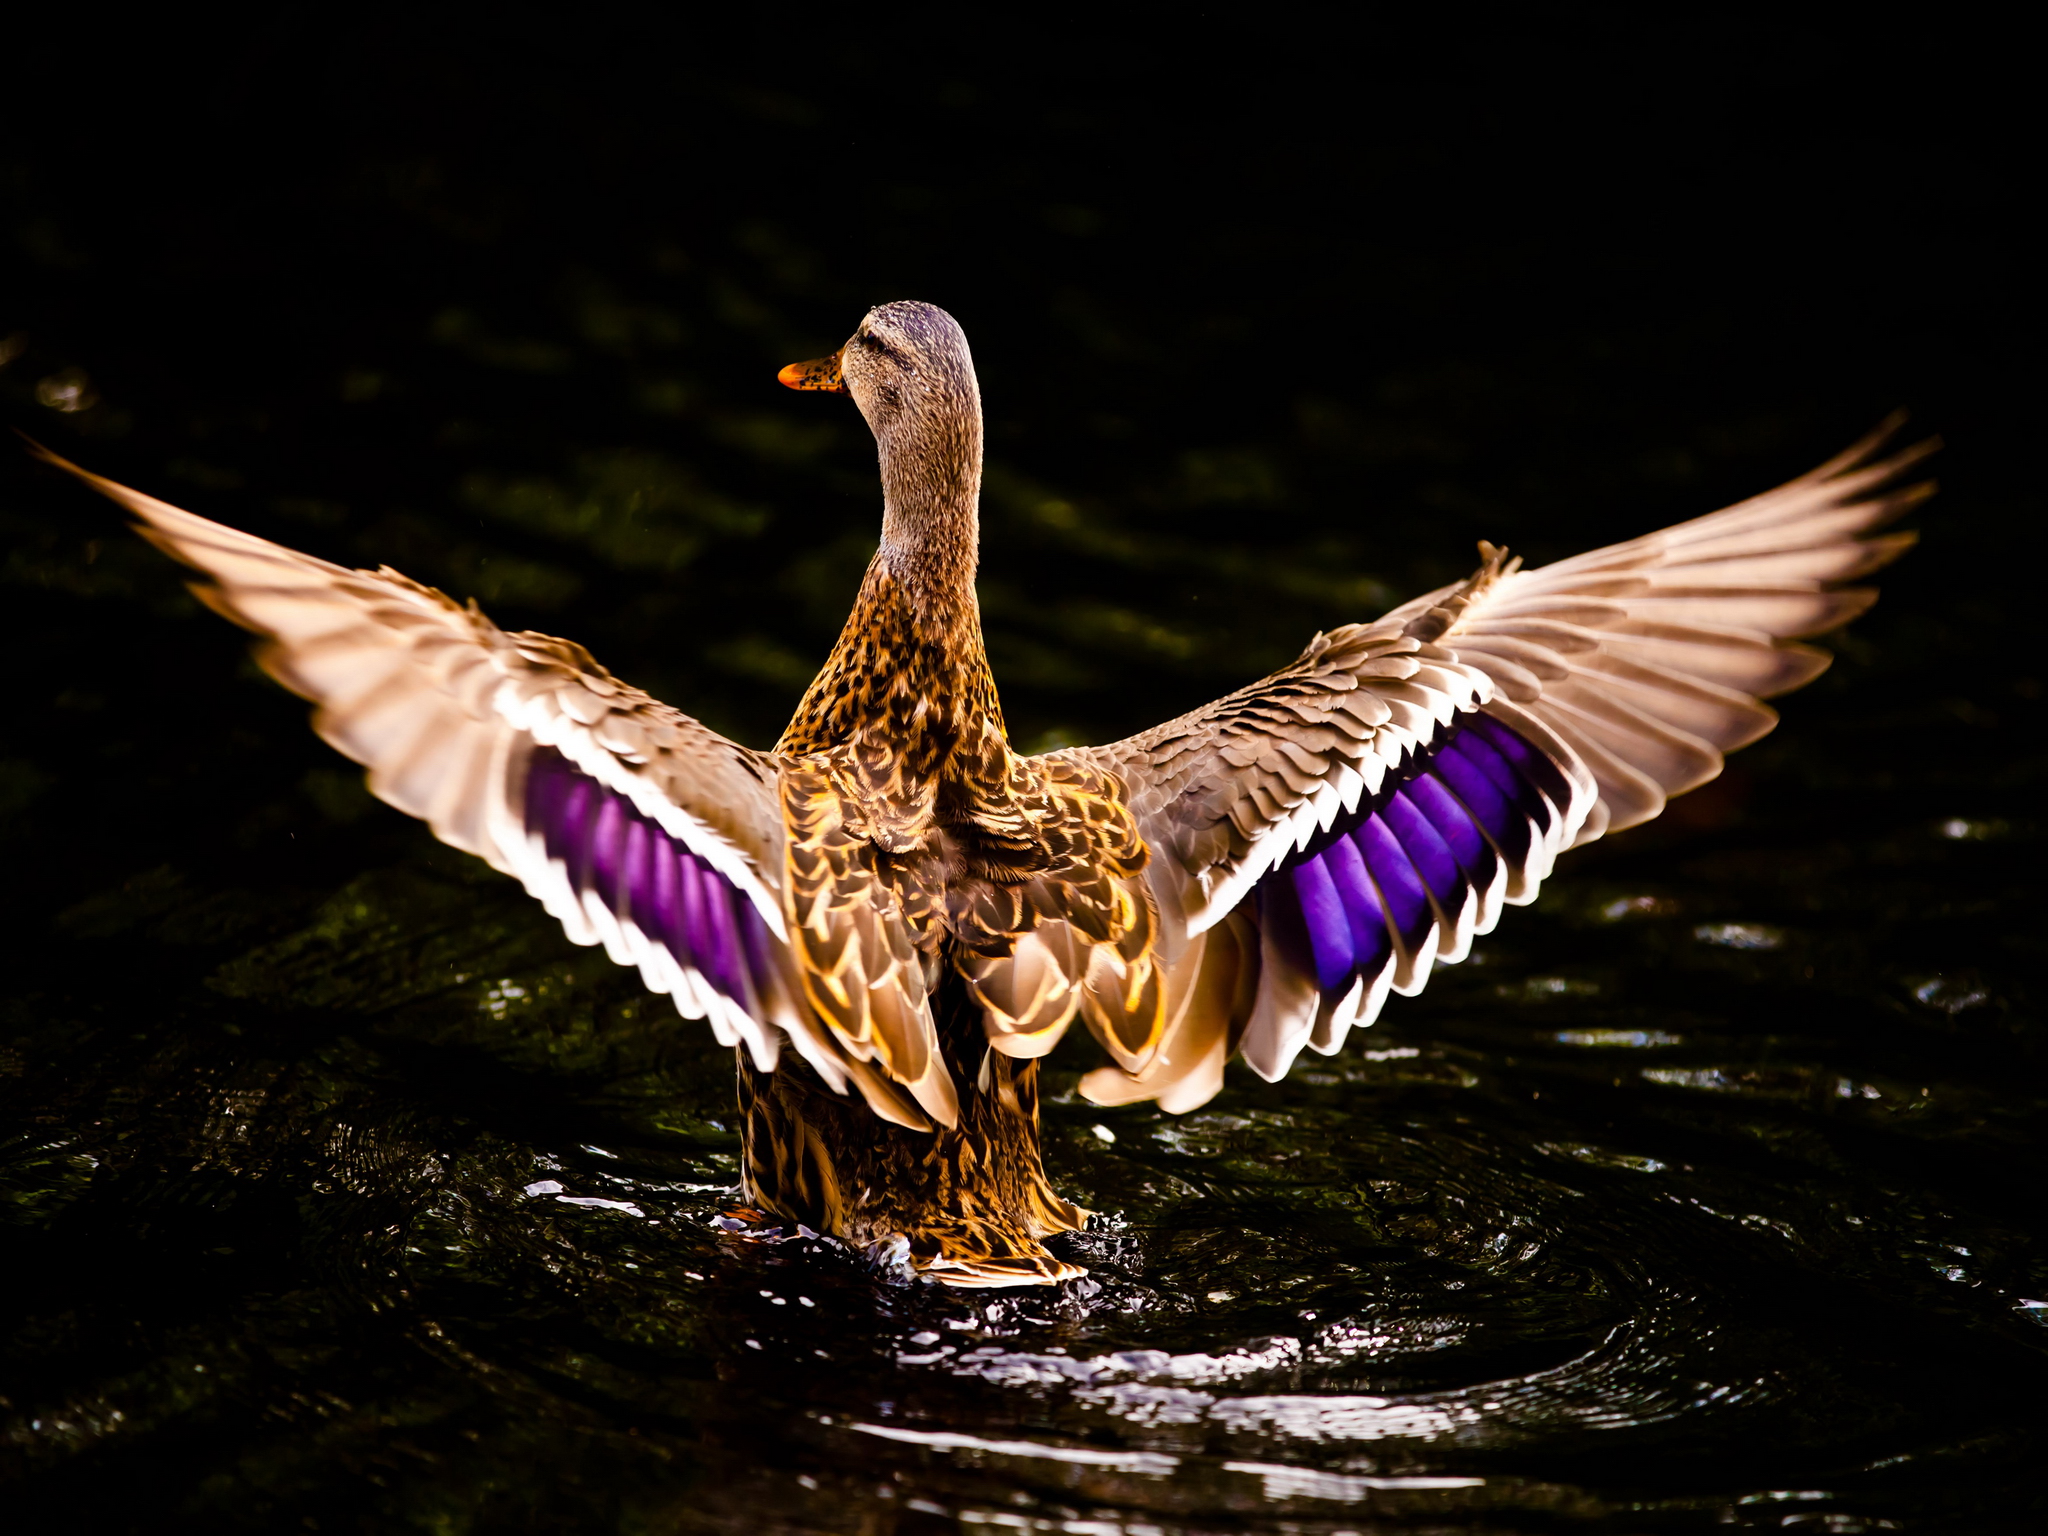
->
34 300 1931 1288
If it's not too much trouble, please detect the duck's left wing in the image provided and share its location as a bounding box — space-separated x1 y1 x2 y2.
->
1057 420 1930 1109
39 451 911 1115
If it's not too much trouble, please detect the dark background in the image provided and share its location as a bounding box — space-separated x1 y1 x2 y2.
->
3 15 2041 1535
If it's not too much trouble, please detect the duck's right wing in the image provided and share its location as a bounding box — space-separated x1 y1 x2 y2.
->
1059 419 1931 1111
41 449 943 1131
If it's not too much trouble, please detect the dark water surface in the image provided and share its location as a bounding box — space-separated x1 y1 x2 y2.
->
3 24 2042 1533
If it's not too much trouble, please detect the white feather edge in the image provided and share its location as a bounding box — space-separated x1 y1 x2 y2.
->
308 660 841 1089
1239 917 1322 1081
1234 676 1604 1078
471 742 875 1092
1179 659 1496 940
494 687 787 941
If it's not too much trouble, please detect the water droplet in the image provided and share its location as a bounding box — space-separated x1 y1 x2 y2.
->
1937 817 2009 841
1693 922 1784 950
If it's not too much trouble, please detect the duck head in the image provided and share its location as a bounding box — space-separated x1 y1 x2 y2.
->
781 301 984 600
781 301 981 456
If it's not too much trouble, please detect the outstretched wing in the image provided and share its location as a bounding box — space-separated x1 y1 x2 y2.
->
1063 419 1931 1109
41 450 928 1121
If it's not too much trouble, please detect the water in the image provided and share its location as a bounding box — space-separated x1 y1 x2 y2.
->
3 27 2042 1532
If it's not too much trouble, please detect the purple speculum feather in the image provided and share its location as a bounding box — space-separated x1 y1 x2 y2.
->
523 746 757 1005
1271 713 1558 999
522 713 1558 1027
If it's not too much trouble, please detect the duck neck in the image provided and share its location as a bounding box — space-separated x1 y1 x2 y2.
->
877 408 983 623
778 413 1003 770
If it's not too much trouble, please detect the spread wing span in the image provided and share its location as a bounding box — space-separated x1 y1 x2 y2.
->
1061 419 1931 1111
37 449 944 1130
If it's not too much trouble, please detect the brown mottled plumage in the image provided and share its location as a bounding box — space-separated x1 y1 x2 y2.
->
753 304 1161 1280
37 300 1929 1287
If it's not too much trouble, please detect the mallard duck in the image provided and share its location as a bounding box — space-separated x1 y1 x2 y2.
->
36 300 1930 1288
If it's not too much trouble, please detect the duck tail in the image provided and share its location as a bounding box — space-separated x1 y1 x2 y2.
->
899 1219 1089 1288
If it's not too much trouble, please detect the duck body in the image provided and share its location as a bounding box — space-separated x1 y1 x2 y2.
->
750 305 1158 1281
42 300 1930 1287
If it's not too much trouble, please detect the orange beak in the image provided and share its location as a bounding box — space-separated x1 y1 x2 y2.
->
777 349 846 393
